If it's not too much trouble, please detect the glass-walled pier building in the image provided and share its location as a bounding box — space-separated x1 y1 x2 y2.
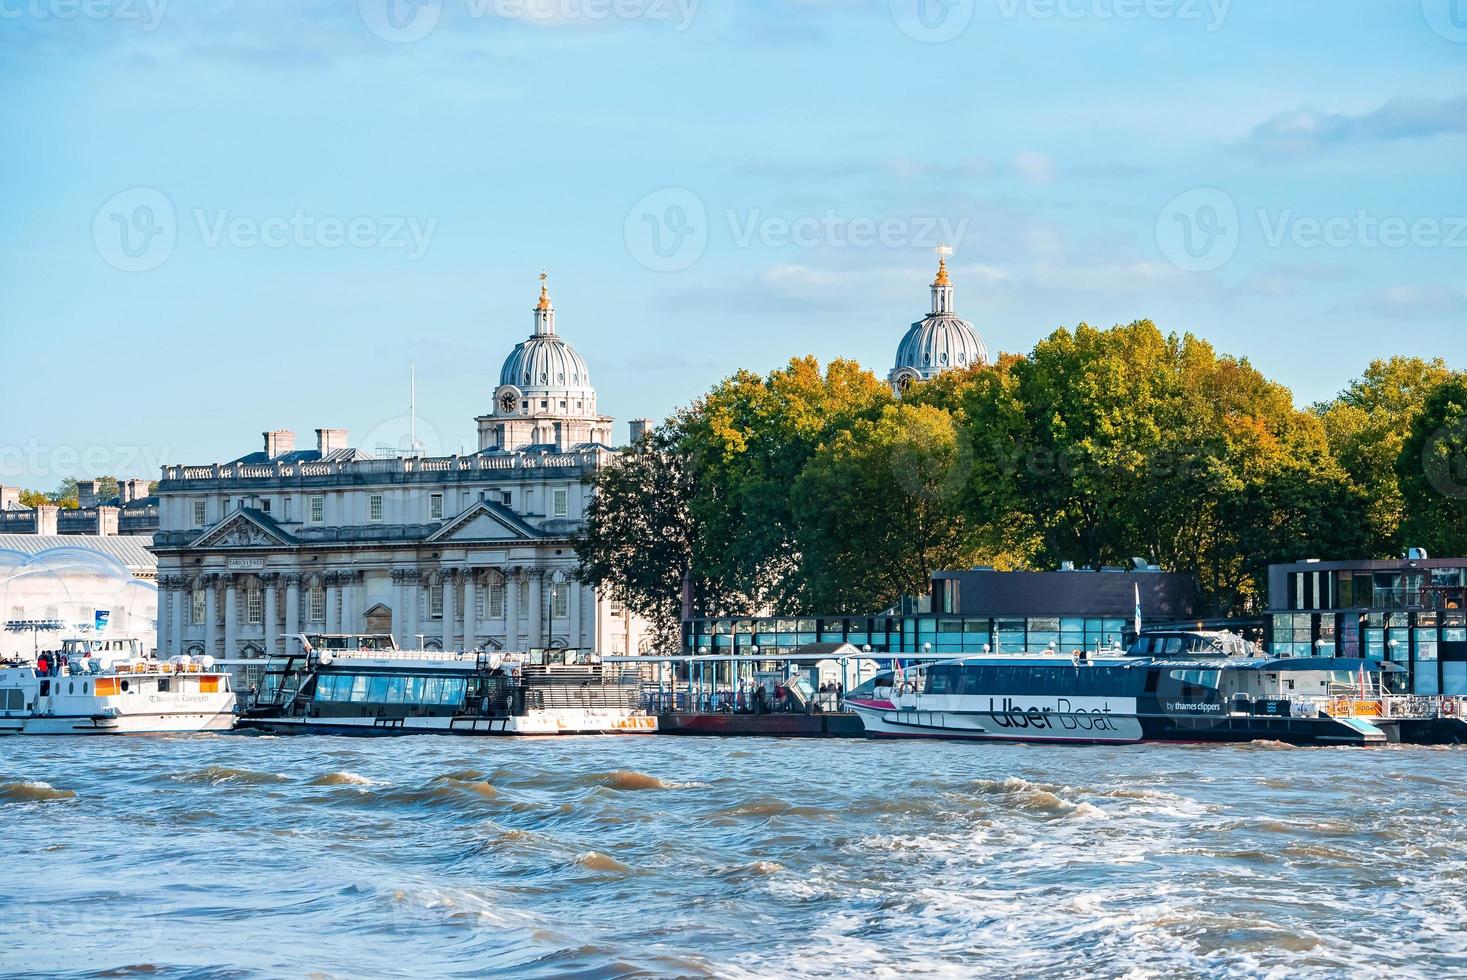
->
684 567 1197 657
1267 556 1467 695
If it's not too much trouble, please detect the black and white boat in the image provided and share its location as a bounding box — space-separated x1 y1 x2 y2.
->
239 634 655 736
845 629 1402 746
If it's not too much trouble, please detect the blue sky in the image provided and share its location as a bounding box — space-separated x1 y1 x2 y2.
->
2 0 1464 483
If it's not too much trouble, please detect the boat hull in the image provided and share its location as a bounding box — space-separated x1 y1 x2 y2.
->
238 709 657 737
848 700 1385 746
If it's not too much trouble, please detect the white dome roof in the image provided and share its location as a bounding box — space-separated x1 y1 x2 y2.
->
498 275 595 397
892 314 987 375
889 254 988 387
500 335 593 394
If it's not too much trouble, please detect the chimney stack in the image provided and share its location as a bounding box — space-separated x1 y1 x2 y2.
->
0 486 18 511
36 504 58 536
76 480 99 508
95 505 119 536
119 478 149 504
628 419 653 445
315 428 349 455
264 430 296 458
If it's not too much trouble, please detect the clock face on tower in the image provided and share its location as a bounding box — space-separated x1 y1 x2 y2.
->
495 384 523 416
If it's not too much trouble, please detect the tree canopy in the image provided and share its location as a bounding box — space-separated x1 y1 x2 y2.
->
573 322 1465 648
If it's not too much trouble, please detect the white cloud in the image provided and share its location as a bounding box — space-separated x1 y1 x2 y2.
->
1012 150 1058 185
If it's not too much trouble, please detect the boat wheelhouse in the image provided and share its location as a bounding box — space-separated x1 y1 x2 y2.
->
845 630 1407 746
0 634 236 735
239 634 655 736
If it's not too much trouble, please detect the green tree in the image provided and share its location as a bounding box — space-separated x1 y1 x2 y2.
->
680 356 892 612
957 320 1367 614
573 422 697 653
792 403 987 612
1317 357 1453 555
1397 375 1467 557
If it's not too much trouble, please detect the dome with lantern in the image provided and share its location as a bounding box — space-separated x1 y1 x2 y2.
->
889 248 989 394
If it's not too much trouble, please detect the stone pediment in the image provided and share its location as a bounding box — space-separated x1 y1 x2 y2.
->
426 501 540 543
191 509 294 549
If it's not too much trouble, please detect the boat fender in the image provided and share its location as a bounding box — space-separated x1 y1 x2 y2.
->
318 651 334 666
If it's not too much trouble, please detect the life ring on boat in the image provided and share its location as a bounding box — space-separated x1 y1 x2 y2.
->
1443 697 1456 716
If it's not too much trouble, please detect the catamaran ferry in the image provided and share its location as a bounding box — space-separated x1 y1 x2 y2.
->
845 630 1403 746
240 634 656 736
0 635 236 735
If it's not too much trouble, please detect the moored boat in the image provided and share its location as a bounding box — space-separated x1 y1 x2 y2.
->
239 633 656 736
0 634 236 735
845 629 1406 746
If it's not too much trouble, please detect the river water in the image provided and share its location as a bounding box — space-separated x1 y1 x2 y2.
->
2 735 1465 978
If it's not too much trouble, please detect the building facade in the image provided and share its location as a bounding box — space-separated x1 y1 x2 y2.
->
888 250 989 394
1267 554 1467 695
685 566 1196 656
150 276 648 660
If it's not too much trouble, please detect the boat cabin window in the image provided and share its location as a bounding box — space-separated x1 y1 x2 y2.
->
922 663 1143 697
849 671 895 699
314 672 467 706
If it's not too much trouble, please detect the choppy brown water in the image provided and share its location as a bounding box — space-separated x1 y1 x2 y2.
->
3 736 1466 978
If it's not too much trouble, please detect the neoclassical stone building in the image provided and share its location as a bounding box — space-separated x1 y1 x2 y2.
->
151 276 649 660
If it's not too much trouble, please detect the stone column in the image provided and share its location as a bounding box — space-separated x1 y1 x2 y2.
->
527 570 544 651
441 569 458 651
223 574 238 660
342 571 361 634
567 577 582 649
404 570 420 648
505 569 521 652
325 572 341 634
462 569 478 651
262 574 279 658
391 569 407 647
284 574 301 655
171 577 186 657
203 576 220 657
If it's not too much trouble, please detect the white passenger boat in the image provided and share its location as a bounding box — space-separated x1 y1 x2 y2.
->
239 634 656 736
846 630 1403 746
0 635 236 735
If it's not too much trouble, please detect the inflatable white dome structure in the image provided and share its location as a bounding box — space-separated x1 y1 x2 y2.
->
0 546 156 660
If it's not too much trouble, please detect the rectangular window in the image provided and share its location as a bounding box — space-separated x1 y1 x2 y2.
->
429 584 444 619
369 494 384 522
551 583 569 619
308 495 324 524
192 590 207 625
260 498 271 514
309 586 326 623
429 493 444 520
192 500 207 527
609 599 625 618
488 581 505 619
246 590 263 625
552 488 569 518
